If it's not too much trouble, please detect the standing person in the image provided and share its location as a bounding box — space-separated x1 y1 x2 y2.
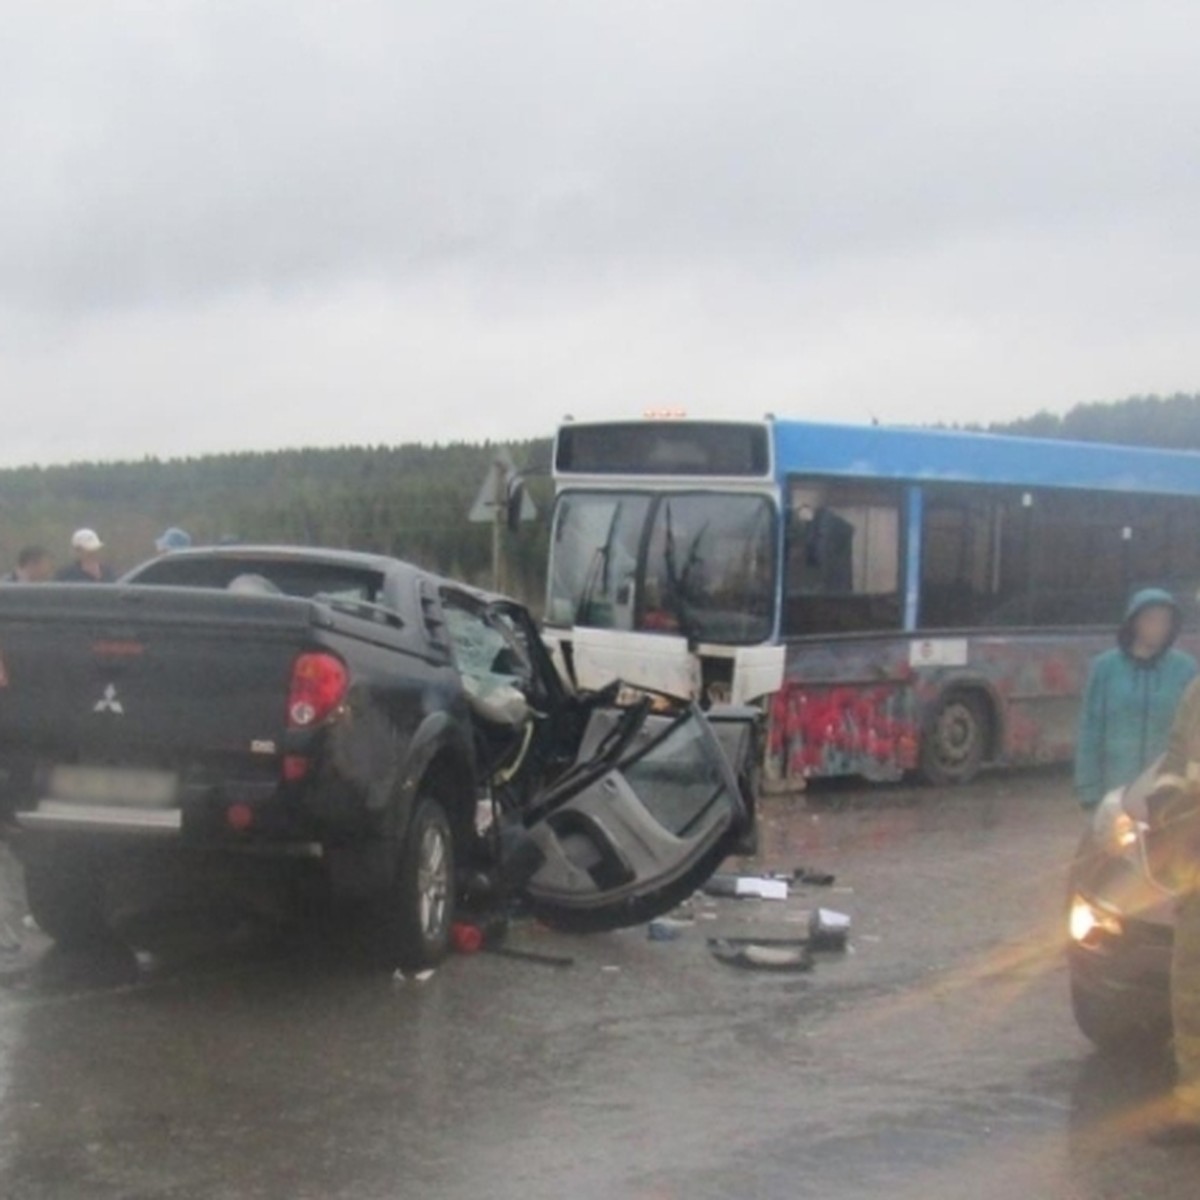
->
54 529 114 583
1 545 53 583
154 526 192 555
1074 588 1197 810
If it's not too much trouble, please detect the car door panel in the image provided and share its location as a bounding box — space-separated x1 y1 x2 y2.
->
520 702 755 931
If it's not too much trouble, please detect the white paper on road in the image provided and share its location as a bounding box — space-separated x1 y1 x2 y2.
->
734 877 789 900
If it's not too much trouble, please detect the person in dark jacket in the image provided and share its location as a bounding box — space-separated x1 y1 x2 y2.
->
1 545 52 583
54 529 114 584
1074 588 1197 809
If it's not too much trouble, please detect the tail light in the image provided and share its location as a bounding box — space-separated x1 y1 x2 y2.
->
287 652 348 729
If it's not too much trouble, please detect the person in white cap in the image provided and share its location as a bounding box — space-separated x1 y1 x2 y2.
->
55 528 114 583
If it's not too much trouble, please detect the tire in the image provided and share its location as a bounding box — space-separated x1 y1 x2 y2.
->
374 796 456 972
1070 977 1169 1055
23 841 109 947
919 691 989 787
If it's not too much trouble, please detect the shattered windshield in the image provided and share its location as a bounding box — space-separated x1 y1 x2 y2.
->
547 491 777 644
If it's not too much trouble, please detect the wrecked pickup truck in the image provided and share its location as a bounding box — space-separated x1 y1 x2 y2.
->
0 546 758 968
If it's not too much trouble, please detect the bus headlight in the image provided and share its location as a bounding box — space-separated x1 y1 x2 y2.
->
1069 895 1124 944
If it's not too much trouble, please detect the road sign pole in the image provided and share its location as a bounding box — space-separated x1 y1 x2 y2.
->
468 450 537 592
492 460 505 593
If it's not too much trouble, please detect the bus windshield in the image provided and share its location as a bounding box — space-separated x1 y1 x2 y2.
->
548 491 777 644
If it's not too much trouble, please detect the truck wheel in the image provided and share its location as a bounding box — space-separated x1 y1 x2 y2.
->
378 796 455 972
919 692 988 787
23 842 109 947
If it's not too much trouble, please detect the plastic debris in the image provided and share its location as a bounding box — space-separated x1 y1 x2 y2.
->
795 867 836 887
451 913 508 955
809 907 852 951
708 937 813 972
702 873 789 901
451 922 485 954
647 917 690 942
392 967 437 984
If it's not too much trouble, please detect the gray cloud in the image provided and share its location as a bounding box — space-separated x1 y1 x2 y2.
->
1 1 1199 463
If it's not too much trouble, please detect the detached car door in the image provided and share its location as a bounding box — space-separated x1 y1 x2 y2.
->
518 701 757 932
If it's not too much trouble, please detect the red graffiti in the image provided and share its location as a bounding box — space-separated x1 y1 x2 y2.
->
770 683 919 781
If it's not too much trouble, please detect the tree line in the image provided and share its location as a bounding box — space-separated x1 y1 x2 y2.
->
982 391 1200 450
0 440 555 605
2 393 1198 604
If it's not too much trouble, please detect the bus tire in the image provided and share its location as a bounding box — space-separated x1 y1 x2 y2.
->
919 691 989 787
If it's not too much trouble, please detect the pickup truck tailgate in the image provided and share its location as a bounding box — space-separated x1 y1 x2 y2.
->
0 585 326 768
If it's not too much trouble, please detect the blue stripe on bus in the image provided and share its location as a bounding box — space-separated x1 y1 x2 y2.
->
772 420 1200 497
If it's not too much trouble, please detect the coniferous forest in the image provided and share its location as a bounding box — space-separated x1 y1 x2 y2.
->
0 440 554 604
2 394 1198 606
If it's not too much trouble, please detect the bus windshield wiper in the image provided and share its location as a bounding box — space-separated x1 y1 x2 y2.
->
574 502 622 625
663 501 700 645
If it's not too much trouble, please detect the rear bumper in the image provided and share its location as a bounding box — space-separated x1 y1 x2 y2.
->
17 801 183 836
11 773 352 853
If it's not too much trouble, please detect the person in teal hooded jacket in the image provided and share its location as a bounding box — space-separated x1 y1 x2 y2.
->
1075 588 1198 809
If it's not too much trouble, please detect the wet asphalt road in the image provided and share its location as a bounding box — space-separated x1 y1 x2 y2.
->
1 770 1197 1199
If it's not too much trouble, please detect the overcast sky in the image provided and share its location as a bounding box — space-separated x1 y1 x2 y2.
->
2 1 1198 466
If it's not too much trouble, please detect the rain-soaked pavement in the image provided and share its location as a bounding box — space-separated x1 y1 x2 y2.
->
0 769 1196 1199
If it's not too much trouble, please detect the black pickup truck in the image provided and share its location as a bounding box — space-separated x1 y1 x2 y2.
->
0 547 757 967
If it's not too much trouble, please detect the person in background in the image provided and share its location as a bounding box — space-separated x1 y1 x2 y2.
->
55 528 114 583
1 545 53 583
154 526 192 554
1074 588 1197 810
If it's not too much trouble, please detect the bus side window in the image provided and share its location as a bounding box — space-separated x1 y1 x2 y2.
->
785 482 901 635
919 498 996 629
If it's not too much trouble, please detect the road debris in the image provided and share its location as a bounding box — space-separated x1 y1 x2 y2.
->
487 945 575 968
809 908 852 951
647 917 691 942
708 937 813 972
794 867 837 887
702 873 790 901
392 967 437 984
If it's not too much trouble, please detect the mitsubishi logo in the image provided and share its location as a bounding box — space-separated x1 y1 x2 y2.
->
93 683 125 715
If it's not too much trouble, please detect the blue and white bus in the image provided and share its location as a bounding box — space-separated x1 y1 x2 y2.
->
543 416 1200 785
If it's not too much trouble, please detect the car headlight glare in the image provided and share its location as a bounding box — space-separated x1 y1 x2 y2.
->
1069 895 1123 944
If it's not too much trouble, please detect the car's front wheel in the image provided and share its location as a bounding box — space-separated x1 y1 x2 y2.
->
374 796 456 972
1070 977 1169 1055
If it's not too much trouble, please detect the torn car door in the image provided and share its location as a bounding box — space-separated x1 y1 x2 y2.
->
517 702 755 932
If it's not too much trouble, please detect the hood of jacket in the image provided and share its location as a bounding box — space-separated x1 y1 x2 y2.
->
1118 587 1182 660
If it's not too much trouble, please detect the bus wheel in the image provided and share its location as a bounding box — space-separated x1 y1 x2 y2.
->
919 692 989 787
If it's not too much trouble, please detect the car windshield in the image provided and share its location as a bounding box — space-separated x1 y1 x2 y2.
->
547 491 777 644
